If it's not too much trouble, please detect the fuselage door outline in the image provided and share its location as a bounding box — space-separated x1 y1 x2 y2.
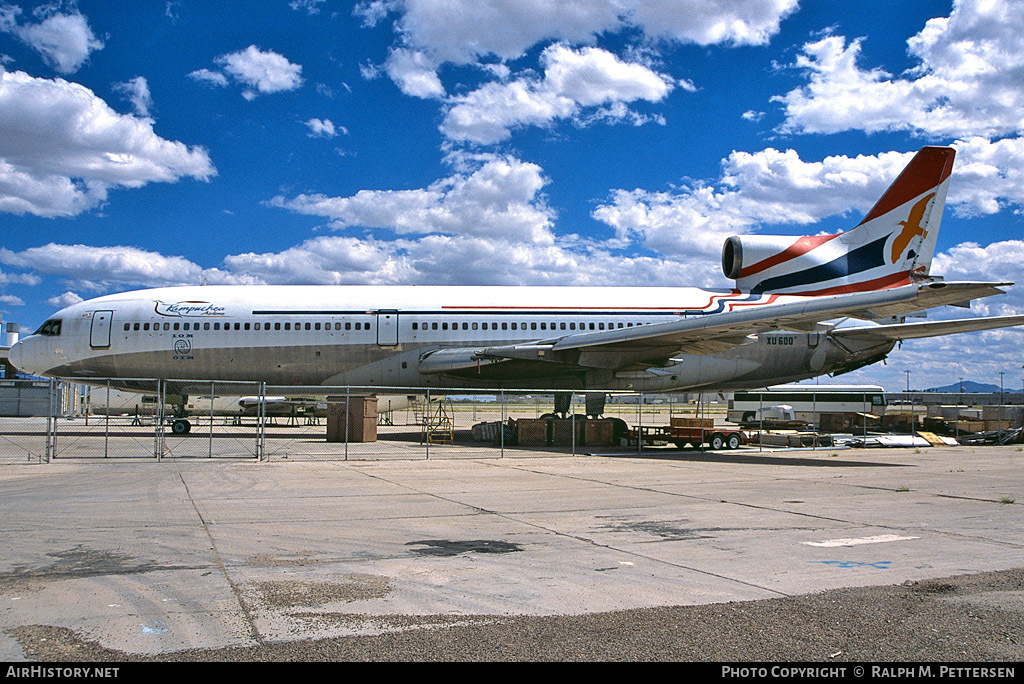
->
376 310 399 346
90 310 114 349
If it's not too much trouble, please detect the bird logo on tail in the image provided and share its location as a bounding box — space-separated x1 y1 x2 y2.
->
890 192 934 263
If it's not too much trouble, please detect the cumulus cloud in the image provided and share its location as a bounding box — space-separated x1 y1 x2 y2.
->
441 44 673 144
774 0 1024 139
304 118 343 138
0 268 39 286
357 0 798 67
190 45 303 100
0 231 703 297
0 244 203 288
0 6 104 74
46 290 82 308
187 67 229 87
289 0 325 15
0 69 216 217
113 76 152 116
358 0 796 140
932 240 1024 317
269 154 557 244
593 141 1024 265
593 148 906 264
190 233 699 289
384 47 444 98
0 243 252 291
945 137 1024 217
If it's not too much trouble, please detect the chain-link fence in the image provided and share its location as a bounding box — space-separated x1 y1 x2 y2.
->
5 378 1014 464
0 379 720 463
0 379 56 464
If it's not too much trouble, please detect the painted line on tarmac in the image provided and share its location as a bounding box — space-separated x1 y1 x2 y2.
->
803 534 919 547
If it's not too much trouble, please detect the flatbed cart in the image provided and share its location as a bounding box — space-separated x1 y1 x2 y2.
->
631 424 747 450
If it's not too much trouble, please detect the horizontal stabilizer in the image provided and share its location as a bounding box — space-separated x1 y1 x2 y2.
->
832 314 1024 343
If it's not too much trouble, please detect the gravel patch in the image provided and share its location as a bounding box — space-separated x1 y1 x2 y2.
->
8 568 1023 661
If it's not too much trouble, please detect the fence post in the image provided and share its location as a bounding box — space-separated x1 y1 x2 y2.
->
812 391 817 451
45 379 54 462
156 379 164 461
863 392 868 439
571 393 575 457
209 381 215 458
638 392 643 457
103 381 110 458
759 389 763 453
499 389 504 459
258 381 266 461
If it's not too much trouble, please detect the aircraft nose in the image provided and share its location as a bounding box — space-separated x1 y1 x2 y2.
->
8 340 23 372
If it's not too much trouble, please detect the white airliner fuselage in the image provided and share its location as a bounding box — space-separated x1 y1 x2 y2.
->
9 147 1024 394
9 284 869 392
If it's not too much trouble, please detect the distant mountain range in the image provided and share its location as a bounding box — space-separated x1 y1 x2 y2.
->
923 381 1023 393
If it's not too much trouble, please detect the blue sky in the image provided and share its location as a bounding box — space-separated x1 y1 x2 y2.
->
1 0 1022 390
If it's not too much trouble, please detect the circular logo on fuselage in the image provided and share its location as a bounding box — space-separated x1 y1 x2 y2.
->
173 339 192 355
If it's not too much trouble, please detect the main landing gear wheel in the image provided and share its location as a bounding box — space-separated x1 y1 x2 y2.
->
171 419 192 434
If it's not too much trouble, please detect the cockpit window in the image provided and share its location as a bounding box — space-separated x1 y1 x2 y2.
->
33 319 62 336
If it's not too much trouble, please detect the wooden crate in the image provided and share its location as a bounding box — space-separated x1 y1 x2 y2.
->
584 419 615 446
670 417 713 429
516 419 549 446
551 419 584 446
326 397 378 442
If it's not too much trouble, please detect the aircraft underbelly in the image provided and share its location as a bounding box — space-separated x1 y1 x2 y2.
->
58 341 420 385
48 328 896 394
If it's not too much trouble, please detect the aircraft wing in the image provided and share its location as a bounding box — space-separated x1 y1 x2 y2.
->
420 281 1016 374
830 314 1024 343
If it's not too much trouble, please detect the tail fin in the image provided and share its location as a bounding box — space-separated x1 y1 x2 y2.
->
724 146 955 295
849 145 954 277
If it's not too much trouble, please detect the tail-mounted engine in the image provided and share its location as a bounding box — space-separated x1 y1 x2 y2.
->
722 233 843 293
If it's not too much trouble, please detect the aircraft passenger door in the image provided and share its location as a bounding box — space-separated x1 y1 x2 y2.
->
90 310 114 349
375 310 399 346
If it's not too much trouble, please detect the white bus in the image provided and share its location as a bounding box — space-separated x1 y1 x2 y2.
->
728 385 887 425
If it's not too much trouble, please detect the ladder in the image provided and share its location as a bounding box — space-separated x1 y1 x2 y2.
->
421 399 454 444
